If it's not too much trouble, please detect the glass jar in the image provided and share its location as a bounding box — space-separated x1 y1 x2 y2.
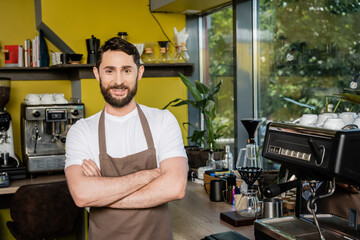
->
173 43 189 63
142 42 156 63
236 189 261 218
158 41 171 63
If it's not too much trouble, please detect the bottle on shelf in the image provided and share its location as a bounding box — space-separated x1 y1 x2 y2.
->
206 143 216 169
222 145 234 172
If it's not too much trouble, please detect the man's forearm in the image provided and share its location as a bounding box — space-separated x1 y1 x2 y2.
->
66 165 161 207
107 157 188 209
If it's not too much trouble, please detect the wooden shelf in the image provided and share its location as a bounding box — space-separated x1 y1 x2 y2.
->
0 63 194 81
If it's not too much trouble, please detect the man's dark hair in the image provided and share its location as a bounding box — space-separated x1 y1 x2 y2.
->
96 37 141 69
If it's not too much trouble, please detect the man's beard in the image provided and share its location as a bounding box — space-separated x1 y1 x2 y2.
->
100 79 138 108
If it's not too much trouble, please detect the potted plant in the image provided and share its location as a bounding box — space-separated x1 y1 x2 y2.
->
163 73 227 168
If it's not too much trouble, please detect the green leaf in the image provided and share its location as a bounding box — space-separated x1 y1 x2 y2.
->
207 80 223 100
179 73 202 102
215 124 227 134
204 100 216 120
162 98 181 109
334 93 360 104
171 99 199 110
195 81 209 94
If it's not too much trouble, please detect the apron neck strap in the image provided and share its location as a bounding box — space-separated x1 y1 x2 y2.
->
136 104 155 149
98 104 155 156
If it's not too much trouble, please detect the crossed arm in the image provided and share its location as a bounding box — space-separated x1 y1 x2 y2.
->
65 156 188 209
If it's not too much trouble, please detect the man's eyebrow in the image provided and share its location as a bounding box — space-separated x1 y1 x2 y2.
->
102 66 116 70
121 65 134 70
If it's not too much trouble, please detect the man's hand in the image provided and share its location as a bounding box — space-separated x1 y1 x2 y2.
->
81 159 102 177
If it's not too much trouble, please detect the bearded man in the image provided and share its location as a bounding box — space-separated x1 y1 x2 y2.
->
65 37 188 240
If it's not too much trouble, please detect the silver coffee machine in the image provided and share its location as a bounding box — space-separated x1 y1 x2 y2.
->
21 102 85 175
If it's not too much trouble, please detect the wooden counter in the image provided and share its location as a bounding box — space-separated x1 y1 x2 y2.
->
169 181 255 240
1 176 254 239
0 174 66 195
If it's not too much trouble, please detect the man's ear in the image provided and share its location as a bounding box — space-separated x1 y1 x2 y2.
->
137 65 145 81
93 67 100 82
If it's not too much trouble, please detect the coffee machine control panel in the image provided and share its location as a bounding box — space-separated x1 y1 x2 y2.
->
46 109 67 122
24 104 85 121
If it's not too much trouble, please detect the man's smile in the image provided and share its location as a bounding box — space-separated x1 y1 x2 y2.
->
110 85 129 96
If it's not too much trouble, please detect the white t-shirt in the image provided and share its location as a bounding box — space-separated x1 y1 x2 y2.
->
65 104 187 169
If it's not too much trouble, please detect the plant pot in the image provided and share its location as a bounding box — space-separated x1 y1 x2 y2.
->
185 146 202 169
185 146 225 169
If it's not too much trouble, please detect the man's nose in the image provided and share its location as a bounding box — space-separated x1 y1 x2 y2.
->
114 71 124 84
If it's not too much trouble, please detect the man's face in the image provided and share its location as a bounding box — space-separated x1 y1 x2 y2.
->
94 50 144 108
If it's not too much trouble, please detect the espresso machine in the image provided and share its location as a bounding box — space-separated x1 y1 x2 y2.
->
255 122 360 239
0 77 26 180
21 101 85 176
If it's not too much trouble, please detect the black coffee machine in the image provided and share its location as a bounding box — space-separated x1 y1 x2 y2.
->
0 77 26 180
86 35 100 64
256 122 360 240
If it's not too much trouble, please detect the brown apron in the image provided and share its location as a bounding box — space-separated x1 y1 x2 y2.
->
88 104 173 240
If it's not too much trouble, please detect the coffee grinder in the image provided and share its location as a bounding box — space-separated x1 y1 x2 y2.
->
0 77 26 180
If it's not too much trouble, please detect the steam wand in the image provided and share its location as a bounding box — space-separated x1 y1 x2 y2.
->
33 124 40 154
306 178 336 240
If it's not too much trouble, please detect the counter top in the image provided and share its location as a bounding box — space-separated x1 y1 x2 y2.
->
0 174 66 195
169 181 255 240
1 176 255 239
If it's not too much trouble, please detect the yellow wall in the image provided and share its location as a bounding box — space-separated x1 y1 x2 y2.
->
0 1 188 239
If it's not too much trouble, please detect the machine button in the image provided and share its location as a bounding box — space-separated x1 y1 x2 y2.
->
32 111 41 118
269 146 275 153
274 147 281 154
303 153 311 161
71 109 79 116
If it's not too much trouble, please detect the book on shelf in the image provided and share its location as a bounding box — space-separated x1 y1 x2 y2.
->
24 39 31 67
4 45 23 67
22 32 50 68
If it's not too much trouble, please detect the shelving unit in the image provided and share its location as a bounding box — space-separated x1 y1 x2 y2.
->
0 63 194 101
0 63 194 80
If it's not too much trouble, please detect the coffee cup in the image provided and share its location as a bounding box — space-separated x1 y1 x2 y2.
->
323 118 346 130
204 179 226 202
222 186 235 204
262 198 283 219
25 94 41 105
339 112 356 125
353 117 360 128
54 93 68 104
41 94 56 104
315 113 338 127
296 114 318 126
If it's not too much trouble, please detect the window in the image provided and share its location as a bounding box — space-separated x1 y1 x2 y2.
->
200 6 235 150
191 0 360 169
259 0 360 121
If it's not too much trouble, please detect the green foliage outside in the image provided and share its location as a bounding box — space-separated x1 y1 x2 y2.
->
259 0 360 121
207 7 235 139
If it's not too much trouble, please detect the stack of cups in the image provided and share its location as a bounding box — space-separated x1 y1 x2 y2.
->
294 112 360 130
